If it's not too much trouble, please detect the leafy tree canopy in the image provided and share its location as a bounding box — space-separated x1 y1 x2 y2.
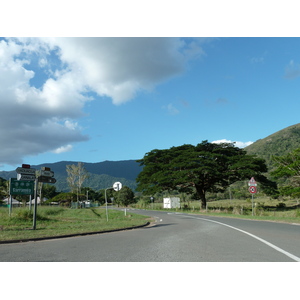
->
51 192 77 203
0 177 8 200
42 184 58 199
271 148 300 197
114 186 135 207
272 148 300 179
136 141 275 208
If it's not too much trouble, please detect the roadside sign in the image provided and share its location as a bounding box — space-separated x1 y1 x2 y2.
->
38 176 56 184
22 164 31 168
17 173 36 181
249 186 257 194
248 177 257 186
16 167 36 175
40 170 54 177
10 178 34 195
113 181 122 191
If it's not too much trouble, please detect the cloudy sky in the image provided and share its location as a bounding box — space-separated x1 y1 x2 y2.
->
1 1 297 289
1 36 300 170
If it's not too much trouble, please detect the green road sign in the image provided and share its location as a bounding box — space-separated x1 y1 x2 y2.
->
10 178 34 195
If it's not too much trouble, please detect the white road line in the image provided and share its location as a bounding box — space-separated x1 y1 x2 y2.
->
188 216 300 262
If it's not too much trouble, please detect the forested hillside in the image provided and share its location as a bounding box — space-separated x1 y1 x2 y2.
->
2 123 300 193
0 160 142 192
245 123 300 174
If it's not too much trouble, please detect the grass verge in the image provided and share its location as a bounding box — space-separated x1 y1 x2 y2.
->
0 207 150 242
133 198 300 224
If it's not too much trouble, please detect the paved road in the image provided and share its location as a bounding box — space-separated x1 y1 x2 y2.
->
0 209 299 262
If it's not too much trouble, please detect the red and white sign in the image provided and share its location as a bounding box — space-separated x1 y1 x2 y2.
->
248 177 257 186
249 186 257 194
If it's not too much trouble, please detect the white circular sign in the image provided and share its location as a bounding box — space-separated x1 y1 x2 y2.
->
113 181 122 191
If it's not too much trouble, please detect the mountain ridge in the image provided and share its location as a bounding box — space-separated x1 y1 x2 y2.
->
0 160 142 192
2 122 300 191
245 123 300 173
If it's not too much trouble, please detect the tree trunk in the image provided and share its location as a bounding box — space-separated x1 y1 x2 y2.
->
200 194 207 210
195 185 207 209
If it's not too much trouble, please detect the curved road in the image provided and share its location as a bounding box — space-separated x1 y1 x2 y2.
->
0 209 299 262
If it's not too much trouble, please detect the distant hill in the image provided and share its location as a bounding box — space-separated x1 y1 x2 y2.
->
245 123 300 173
0 160 143 192
3 123 300 192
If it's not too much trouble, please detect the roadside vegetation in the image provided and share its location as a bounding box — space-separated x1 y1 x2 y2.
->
2 140 300 242
0 206 149 242
132 196 300 224
134 140 300 224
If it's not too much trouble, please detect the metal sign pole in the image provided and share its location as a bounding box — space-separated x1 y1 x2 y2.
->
9 178 12 216
252 194 254 216
9 195 12 216
105 183 122 221
105 188 110 222
29 195 32 211
248 177 257 216
33 178 38 230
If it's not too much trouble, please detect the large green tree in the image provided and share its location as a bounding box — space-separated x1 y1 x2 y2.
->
114 186 135 207
271 148 300 197
0 177 7 202
272 148 300 178
136 141 275 208
42 184 58 199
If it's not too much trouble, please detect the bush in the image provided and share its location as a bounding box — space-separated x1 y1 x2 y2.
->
277 202 286 209
14 209 49 221
134 199 150 209
42 207 64 216
15 209 33 221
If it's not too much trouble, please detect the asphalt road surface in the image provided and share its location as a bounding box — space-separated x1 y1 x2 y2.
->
1 209 300 262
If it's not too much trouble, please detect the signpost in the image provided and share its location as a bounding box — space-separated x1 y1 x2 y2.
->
15 164 56 230
105 182 123 221
8 178 35 216
15 167 36 175
248 177 257 216
249 186 257 194
17 173 36 181
41 170 54 177
38 176 56 184
33 167 56 230
113 181 122 192
10 178 34 195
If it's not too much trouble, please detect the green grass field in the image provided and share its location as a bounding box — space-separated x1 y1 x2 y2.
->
133 196 300 224
0 206 150 242
1 196 299 242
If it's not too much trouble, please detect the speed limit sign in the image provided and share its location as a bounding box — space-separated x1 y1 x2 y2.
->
249 186 257 194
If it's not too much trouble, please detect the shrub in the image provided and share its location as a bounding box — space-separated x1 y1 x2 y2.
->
42 207 64 216
277 202 286 209
15 210 33 221
15 209 48 221
134 199 150 209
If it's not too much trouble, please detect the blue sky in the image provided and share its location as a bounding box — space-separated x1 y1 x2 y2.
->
1 36 300 171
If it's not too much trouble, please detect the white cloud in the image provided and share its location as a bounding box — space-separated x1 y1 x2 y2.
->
284 60 300 79
163 103 180 115
45 37 206 105
52 145 73 154
212 139 253 148
0 37 208 165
